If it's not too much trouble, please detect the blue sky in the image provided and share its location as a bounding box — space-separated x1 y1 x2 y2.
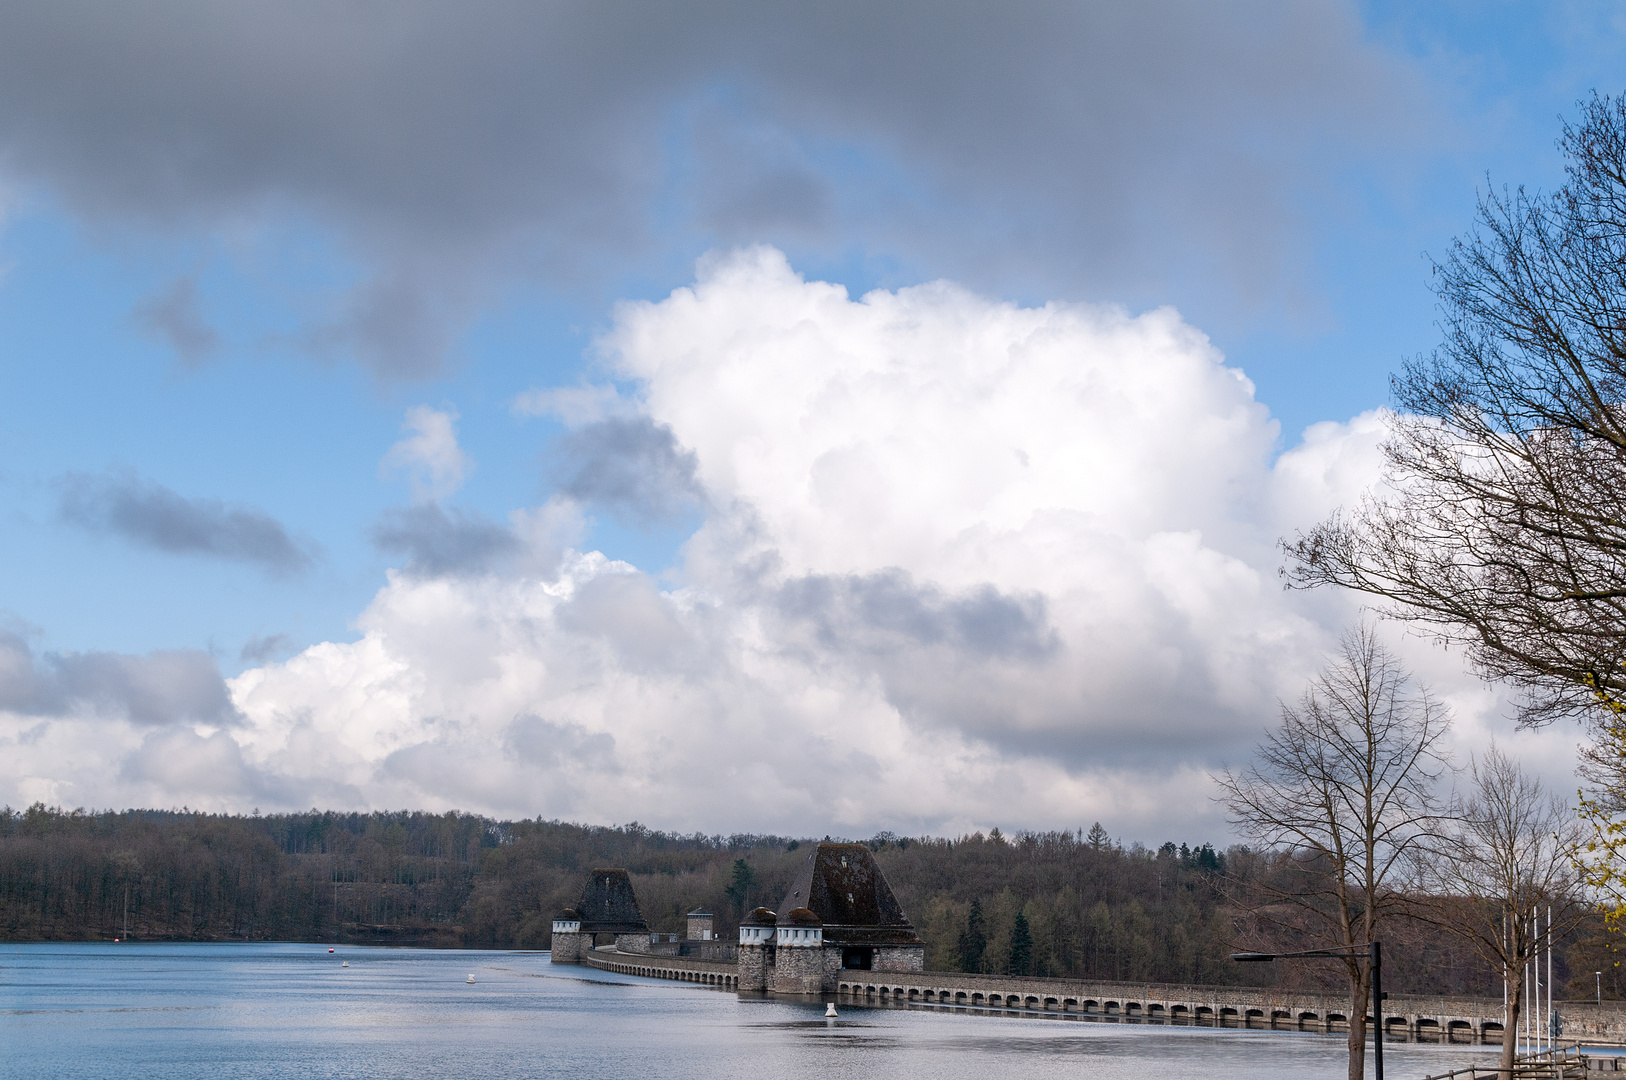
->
0 1 1615 832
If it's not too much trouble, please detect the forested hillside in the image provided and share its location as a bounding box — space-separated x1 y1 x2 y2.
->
0 804 1598 997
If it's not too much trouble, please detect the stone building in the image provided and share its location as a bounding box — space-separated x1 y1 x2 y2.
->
549 868 649 963
765 842 924 993
553 844 923 994
686 909 715 941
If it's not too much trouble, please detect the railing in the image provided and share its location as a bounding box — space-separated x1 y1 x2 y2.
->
1419 1045 1587 1080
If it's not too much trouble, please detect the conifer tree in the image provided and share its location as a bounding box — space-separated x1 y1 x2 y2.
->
1008 910 1033 975
956 899 987 972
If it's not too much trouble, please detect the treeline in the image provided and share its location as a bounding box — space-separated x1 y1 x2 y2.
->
2 804 1612 996
0 804 795 949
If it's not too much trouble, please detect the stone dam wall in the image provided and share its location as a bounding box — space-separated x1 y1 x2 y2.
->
572 944 1626 1045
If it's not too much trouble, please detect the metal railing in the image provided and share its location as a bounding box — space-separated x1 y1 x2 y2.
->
1419 1045 1588 1080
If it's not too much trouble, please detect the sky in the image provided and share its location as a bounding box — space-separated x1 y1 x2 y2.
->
0 0 1618 843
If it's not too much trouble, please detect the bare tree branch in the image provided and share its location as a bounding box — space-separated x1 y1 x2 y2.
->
1214 625 1450 1080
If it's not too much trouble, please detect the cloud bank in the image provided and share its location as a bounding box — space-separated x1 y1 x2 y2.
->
0 1 1431 376
3 248 1462 838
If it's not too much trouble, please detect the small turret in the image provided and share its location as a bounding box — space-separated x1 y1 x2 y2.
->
777 907 823 947
549 907 585 964
738 907 777 945
736 906 777 992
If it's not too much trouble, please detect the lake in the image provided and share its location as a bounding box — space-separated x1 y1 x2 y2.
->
2 943 1500 1079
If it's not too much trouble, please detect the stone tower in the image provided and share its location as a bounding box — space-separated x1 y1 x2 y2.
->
771 907 826 994
549 907 583 963
736 906 777 991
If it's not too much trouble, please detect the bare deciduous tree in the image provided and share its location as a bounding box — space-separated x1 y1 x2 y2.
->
1216 626 1450 1080
1421 746 1585 1076
1283 93 1626 730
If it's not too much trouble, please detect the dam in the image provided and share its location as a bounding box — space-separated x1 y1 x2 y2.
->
550 843 1626 1045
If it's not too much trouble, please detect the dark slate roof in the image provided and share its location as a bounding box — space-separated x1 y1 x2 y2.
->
687 909 714 917
742 907 778 927
775 843 922 946
554 907 582 921
785 907 821 926
576 868 648 933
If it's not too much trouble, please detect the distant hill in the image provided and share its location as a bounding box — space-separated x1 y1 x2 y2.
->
0 803 1563 996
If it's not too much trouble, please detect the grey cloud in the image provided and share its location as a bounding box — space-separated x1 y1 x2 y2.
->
551 417 704 526
555 572 695 672
120 726 307 804
59 472 312 574
688 112 835 238
775 568 1059 661
503 714 617 770
239 633 295 665
133 274 218 365
763 570 1265 768
0 630 239 726
0 2 1432 377
370 504 521 577
0 631 58 714
769 569 1062 745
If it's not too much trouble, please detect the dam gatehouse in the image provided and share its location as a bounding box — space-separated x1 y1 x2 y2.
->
547 842 1619 1045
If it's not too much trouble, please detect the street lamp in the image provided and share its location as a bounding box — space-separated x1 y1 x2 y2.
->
1231 942 1383 1080
1598 972 1604 1007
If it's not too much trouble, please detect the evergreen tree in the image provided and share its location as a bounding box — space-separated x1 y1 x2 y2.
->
1008 909 1033 975
1086 822 1110 850
724 858 756 914
956 899 987 972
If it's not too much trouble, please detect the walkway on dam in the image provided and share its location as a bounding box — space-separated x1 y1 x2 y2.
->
581 945 740 988
574 946 1626 1046
834 971 1510 1043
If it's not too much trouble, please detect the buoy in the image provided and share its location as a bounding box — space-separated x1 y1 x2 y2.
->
342 961 349 967
467 974 476 984
113 938 119 943
825 1003 838 1017
328 948 335 953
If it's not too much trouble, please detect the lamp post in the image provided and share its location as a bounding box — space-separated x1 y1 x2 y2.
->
1231 942 1382 1080
1599 972 1604 1007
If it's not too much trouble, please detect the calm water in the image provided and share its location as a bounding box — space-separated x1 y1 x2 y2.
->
1 943 1500 1079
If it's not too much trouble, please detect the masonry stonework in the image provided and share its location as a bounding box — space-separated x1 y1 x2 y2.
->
873 946 925 974
547 861 1613 1045
549 930 583 962
771 940 827 995
614 933 652 954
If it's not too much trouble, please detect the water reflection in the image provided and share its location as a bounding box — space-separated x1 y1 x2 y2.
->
2 943 1498 1079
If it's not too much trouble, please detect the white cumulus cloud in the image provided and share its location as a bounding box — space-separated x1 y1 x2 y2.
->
5 249 1564 839
380 405 471 502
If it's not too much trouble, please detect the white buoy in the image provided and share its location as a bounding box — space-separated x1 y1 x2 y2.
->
825 1003 838 1017
341 961 349 967
467 974 476 984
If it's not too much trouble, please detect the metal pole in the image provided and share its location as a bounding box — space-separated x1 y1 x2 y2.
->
1525 911 1533 1054
1599 972 1604 1007
1370 940 1384 1080
1546 906 1553 1051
